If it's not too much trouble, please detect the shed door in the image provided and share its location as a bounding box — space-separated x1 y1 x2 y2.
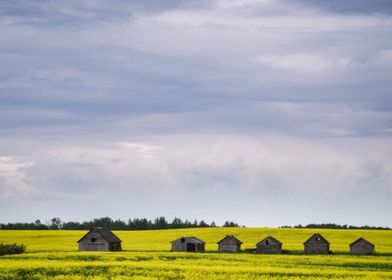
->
186 243 196 252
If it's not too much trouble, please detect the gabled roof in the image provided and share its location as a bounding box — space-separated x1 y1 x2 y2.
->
171 236 205 244
350 237 374 247
256 235 282 246
303 233 330 245
77 227 122 243
217 234 243 245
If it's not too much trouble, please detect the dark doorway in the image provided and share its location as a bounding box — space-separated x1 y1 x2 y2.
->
109 243 115 251
109 243 121 251
186 243 196 252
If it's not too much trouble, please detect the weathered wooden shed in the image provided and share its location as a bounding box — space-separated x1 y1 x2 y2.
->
171 237 205 252
77 227 122 252
256 236 282 254
350 238 375 255
304 233 330 254
217 235 242 252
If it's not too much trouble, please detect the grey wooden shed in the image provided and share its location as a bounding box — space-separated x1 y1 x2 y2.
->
77 227 122 252
304 233 330 254
171 237 205 252
217 235 242 252
350 237 375 255
256 236 282 254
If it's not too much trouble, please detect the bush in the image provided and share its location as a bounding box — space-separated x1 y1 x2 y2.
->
0 243 26 256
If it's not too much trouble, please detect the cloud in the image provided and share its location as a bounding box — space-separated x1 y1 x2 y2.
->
1 134 391 225
0 156 35 197
292 0 392 16
0 0 391 225
0 1 134 26
117 142 163 159
253 53 350 72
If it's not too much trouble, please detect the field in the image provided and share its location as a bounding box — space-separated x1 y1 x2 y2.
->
0 228 392 279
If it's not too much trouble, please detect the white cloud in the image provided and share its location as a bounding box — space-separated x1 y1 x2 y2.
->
0 156 35 197
0 134 391 225
117 142 162 158
253 53 350 72
215 0 272 9
10 135 392 196
0 1 391 225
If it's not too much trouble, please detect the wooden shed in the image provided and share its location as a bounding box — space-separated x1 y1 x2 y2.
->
256 236 282 254
304 233 330 254
350 238 375 255
77 227 122 252
217 235 242 252
171 237 205 252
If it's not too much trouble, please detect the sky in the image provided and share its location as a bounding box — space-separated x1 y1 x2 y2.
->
0 0 391 227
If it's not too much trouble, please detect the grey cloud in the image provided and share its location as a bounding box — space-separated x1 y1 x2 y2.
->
0 1 134 26
1 135 391 226
0 0 215 27
1 0 392 225
292 0 392 16
226 0 392 16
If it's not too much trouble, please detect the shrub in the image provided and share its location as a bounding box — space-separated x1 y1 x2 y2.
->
0 243 26 256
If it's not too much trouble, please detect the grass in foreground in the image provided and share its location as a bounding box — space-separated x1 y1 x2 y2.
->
0 251 392 280
0 228 391 279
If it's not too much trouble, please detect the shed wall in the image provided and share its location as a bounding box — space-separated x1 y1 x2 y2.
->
304 240 329 254
256 243 282 254
79 241 109 251
171 240 186 252
350 241 374 255
78 231 122 251
219 244 240 252
171 239 205 252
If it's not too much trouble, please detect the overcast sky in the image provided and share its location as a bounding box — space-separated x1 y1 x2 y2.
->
0 0 391 227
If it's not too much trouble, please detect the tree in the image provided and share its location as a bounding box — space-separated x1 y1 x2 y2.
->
223 221 239 227
62 221 82 230
50 218 62 230
199 220 209 228
171 217 184 229
154 217 168 229
92 217 113 229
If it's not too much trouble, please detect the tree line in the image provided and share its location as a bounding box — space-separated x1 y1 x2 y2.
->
0 217 241 230
2 219 388 230
280 223 390 230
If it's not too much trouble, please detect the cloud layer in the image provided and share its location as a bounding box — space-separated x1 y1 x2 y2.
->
0 0 391 226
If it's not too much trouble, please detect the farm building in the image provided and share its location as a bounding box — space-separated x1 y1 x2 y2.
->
256 236 282 254
77 227 122 252
171 237 205 252
217 235 242 252
350 238 375 255
304 233 330 254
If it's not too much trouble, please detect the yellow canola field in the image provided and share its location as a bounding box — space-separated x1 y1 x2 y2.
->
0 228 391 279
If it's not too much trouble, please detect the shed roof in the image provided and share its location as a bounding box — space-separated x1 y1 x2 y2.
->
303 233 330 245
256 235 282 246
217 234 243 245
171 236 205 244
77 227 122 243
350 237 374 247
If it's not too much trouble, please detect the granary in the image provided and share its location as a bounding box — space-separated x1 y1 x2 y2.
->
77 227 122 252
350 237 375 255
217 235 242 252
256 236 282 254
304 233 330 254
171 237 205 252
